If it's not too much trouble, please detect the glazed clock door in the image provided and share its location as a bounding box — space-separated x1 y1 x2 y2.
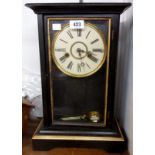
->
47 18 111 127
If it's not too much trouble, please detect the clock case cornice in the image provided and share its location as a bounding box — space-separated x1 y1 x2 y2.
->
25 3 131 15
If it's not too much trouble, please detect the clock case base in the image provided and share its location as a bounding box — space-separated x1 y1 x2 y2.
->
32 119 127 153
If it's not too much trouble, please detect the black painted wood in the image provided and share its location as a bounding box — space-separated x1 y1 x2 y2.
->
107 14 120 122
25 2 131 152
25 3 131 14
32 139 127 153
37 15 52 127
32 119 127 153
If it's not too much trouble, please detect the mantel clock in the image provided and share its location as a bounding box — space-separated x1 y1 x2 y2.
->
26 2 131 152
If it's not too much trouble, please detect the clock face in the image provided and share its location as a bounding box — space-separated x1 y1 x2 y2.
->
52 23 107 77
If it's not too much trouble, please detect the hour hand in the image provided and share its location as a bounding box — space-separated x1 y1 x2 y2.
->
76 48 86 59
77 48 85 54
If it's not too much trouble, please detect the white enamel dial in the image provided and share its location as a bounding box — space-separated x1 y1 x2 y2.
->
52 23 107 77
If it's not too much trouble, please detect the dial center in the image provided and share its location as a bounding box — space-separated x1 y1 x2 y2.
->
70 41 88 59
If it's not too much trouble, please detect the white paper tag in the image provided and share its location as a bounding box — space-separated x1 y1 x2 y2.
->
70 20 84 29
52 24 61 30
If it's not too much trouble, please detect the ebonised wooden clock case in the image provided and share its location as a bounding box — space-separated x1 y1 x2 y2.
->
26 3 131 153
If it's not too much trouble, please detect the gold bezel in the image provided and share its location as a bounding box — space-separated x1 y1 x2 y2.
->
47 17 112 127
51 23 107 78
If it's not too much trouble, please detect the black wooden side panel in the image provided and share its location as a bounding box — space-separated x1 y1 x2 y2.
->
107 14 120 123
37 14 52 127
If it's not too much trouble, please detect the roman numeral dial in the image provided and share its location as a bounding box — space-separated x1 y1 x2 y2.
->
91 39 99 44
77 63 81 72
55 48 66 52
67 30 73 39
93 49 103 53
59 53 69 63
52 23 107 77
87 53 98 63
67 61 73 70
77 29 82 37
